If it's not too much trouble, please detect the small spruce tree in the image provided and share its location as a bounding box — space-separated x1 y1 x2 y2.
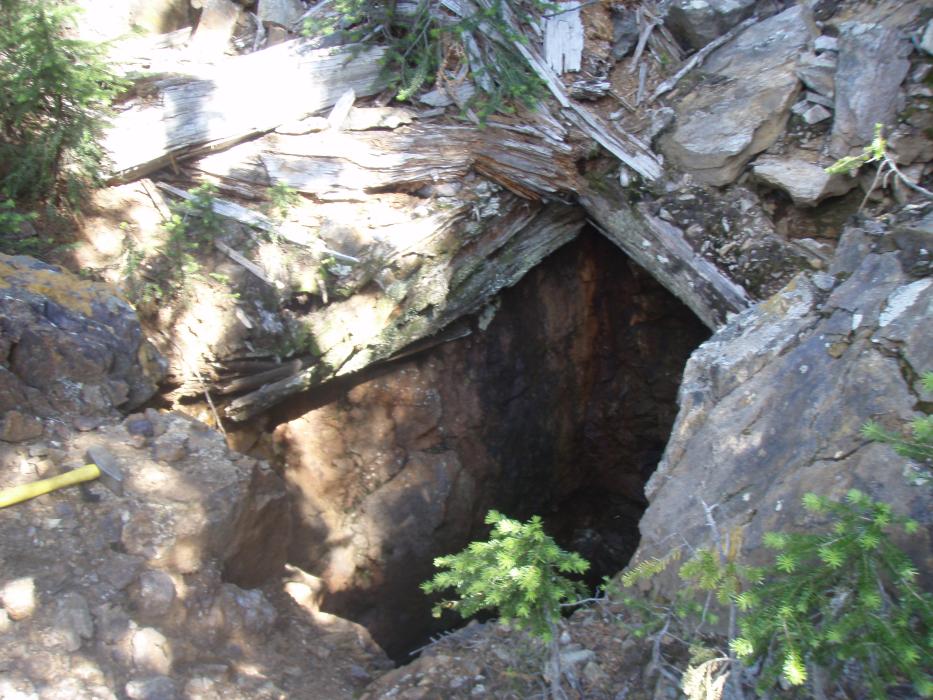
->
861 371 933 470
422 510 589 698
731 490 932 697
0 0 125 207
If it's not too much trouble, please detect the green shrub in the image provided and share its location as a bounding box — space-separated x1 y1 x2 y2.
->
423 510 589 699
618 492 932 698
861 371 933 470
422 509 589 638
302 0 555 121
0 0 125 207
733 490 931 697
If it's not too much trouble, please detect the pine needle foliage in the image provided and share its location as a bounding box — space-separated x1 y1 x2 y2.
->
421 510 590 639
861 371 933 470
616 492 931 698
0 0 125 207
302 0 556 121
731 490 932 698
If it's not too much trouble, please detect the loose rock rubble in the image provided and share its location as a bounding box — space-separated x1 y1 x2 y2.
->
360 606 658 700
0 412 390 700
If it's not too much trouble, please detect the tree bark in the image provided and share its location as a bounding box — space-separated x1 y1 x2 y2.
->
103 41 390 183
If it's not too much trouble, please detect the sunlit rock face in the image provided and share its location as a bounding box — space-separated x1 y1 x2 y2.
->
273 231 709 659
0 253 164 438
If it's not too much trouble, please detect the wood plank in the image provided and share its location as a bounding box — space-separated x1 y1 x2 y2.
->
103 41 390 183
224 198 586 420
580 184 751 329
543 2 584 73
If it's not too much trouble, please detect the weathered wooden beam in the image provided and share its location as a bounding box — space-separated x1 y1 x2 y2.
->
223 198 586 420
580 183 751 329
192 117 581 201
103 41 390 183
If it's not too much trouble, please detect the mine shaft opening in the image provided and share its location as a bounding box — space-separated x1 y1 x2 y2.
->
228 227 710 663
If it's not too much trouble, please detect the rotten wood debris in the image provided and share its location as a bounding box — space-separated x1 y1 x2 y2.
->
100 0 756 419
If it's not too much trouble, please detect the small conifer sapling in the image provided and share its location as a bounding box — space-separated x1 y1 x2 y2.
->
422 510 590 699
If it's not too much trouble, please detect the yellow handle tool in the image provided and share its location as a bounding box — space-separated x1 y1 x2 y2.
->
0 448 123 509
0 464 101 509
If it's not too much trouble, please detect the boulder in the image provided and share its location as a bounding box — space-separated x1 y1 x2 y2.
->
752 155 856 206
661 7 810 186
795 51 836 98
0 254 164 430
830 22 912 157
257 0 305 28
632 223 933 594
664 0 757 51
72 0 193 41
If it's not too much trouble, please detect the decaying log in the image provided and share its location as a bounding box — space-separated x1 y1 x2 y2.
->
580 183 751 329
224 198 586 420
192 117 581 201
103 40 389 183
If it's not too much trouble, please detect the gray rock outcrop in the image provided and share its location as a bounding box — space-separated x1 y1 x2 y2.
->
664 0 757 51
661 6 811 186
830 22 912 156
0 254 165 439
752 155 856 206
632 220 933 591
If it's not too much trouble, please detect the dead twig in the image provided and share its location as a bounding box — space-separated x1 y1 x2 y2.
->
649 16 757 102
636 62 648 105
629 7 660 74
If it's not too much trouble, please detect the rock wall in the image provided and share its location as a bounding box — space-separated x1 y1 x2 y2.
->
0 254 164 442
632 215 933 593
272 232 709 659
